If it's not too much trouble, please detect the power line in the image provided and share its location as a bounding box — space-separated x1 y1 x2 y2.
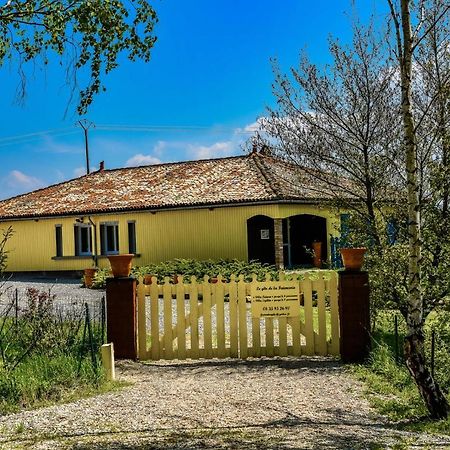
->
0 130 79 149
0 122 260 149
0 127 75 144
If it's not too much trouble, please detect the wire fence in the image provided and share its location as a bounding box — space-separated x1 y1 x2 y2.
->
385 311 450 388
0 286 106 375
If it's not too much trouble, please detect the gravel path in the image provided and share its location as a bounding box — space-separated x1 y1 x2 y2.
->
0 275 105 303
1 357 449 449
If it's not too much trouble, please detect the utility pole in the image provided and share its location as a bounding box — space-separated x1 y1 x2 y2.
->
77 119 95 175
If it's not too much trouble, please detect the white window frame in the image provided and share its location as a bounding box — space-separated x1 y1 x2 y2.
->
75 224 92 256
101 222 119 255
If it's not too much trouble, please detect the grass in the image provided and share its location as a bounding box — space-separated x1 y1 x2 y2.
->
0 352 123 415
0 287 121 415
351 310 450 435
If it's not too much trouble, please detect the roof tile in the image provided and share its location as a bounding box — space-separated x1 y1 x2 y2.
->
0 153 330 219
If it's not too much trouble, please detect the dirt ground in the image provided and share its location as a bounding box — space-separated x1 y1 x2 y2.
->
1 357 450 449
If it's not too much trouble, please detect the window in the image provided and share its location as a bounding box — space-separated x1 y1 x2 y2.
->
100 222 119 255
387 219 398 245
55 225 63 257
74 224 92 256
128 221 136 254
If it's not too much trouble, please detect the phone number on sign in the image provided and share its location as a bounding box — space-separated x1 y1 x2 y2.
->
262 306 291 312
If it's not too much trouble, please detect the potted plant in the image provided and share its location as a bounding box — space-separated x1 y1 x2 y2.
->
143 274 155 285
108 254 134 278
83 267 98 288
340 247 367 271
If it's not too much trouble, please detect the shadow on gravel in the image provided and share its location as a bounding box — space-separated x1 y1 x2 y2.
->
56 424 389 450
134 356 343 375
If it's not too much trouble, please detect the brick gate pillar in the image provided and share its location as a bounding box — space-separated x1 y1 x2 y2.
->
106 277 137 360
338 271 371 363
274 218 284 269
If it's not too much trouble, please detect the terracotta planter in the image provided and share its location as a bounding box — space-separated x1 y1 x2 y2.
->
312 241 322 268
84 268 97 288
143 274 155 285
108 254 134 278
340 248 367 271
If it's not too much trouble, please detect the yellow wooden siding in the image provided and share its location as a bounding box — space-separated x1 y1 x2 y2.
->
0 203 339 271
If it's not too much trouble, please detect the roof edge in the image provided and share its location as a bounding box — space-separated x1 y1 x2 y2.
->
0 198 337 221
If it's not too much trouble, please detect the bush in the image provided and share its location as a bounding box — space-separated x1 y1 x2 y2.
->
134 258 279 283
86 259 280 289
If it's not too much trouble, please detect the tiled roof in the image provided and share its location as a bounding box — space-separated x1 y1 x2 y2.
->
0 153 333 220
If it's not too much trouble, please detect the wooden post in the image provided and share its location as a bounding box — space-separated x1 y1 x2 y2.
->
101 343 115 381
106 277 137 359
338 271 370 363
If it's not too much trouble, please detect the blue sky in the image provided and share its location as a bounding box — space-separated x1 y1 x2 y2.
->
0 0 382 199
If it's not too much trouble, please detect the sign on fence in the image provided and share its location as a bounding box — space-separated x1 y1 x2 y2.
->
250 281 300 318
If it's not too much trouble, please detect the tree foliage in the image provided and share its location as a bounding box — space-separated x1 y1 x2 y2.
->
252 21 404 248
253 2 450 418
0 0 158 114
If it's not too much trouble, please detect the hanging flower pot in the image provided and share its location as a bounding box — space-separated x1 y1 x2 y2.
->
312 241 322 268
340 248 367 271
84 268 98 288
108 254 134 278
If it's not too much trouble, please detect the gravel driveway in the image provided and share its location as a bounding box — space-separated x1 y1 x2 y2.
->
1 357 449 449
0 278 448 449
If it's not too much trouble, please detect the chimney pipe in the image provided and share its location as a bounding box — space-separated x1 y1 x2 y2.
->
99 161 105 172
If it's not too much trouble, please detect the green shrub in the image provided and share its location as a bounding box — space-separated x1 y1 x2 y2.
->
86 259 280 289
134 258 279 283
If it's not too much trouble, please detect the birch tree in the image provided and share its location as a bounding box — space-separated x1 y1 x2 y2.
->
386 0 449 419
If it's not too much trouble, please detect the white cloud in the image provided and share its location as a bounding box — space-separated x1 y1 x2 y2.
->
33 134 83 154
5 170 44 192
243 121 261 133
188 141 235 159
153 141 167 157
73 166 87 177
125 154 162 167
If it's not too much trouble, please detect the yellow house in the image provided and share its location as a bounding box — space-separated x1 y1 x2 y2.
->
0 151 341 274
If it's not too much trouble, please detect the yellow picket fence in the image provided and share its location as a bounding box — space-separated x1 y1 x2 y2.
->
136 271 340 361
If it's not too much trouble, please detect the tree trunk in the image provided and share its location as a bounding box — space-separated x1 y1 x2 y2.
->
397 0 449 419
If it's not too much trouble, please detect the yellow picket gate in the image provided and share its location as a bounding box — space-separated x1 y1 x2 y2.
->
136 272 340 361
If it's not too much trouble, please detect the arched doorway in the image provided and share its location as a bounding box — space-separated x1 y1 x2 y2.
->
247 215 275 264
283 214 327 267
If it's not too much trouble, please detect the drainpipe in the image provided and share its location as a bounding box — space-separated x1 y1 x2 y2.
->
88 216 99 267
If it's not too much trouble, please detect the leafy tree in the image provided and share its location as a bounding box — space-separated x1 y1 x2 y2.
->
254 3 450 419
386 0 449 419
252 21 403 250
0 0 158 114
